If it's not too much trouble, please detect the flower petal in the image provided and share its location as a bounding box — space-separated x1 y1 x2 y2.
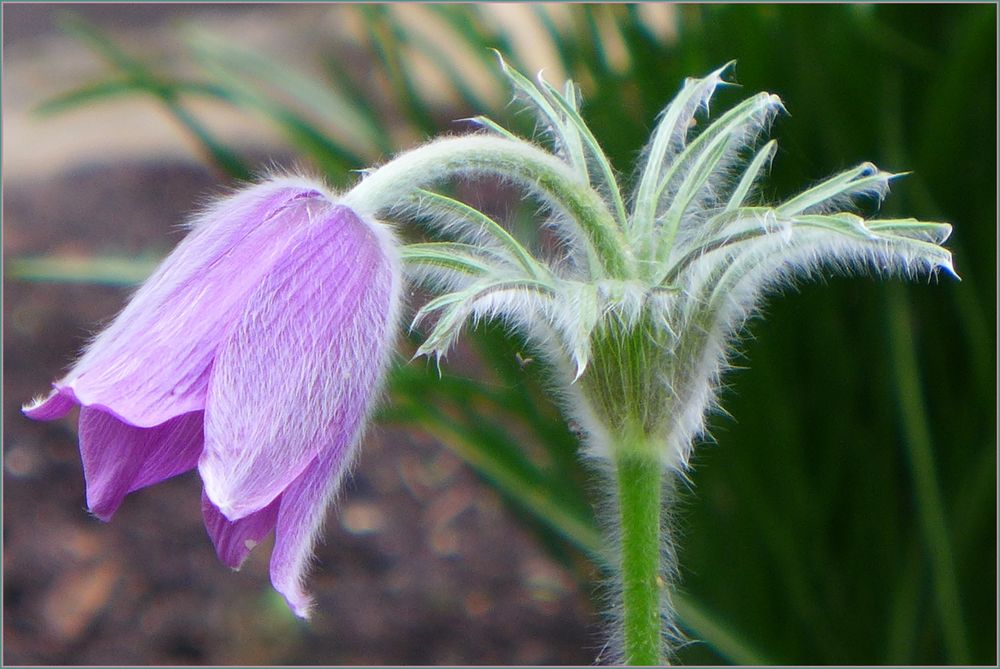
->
78 408 204 521
58 178 336 427
201 490 280 570
23 387 78 420
269 443 356 618
199 204 400 520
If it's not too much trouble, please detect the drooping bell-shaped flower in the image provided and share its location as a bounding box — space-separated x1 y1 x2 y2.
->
24 176 402 616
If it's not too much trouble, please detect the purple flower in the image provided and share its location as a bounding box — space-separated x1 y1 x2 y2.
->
23 176 402 617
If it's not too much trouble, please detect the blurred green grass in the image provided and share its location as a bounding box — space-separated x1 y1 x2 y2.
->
12 4 995 664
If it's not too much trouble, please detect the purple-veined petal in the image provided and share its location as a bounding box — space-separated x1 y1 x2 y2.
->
78 408 204 521
270 439 357 618
199 204 400 520
202 490 280 570
47 178 338 428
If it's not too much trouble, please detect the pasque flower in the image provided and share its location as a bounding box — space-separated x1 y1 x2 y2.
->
24 51 954 660
24 176 402 616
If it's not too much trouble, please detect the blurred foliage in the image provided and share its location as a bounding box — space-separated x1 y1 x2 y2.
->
13 4 995 664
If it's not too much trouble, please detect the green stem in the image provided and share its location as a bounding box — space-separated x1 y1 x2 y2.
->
343 135 630 279
616 449 664 665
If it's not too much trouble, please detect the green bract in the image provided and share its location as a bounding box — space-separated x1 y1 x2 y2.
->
349 57 953 471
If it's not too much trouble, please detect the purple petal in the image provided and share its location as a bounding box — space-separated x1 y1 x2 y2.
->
199 204 400 520
270 443 357 618
23 387 78 420
53 179 336 428
202 489 280 570
79 408 204 521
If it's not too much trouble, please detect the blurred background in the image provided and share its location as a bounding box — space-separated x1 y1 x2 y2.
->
3 4 995 665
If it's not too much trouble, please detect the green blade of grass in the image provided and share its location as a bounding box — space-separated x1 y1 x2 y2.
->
383 8 496 115
7 254 160 286
186 50 366 178
362 5 436 137
185 27 383 161
53 14 251 179
673 593 775 666
885 286 970 664
427 5 520 80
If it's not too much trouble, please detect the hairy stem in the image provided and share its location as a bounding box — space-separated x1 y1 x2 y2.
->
343 135 630 279
616 447 665 665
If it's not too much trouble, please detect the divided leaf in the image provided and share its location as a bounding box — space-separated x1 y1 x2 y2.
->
631 63 733 238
